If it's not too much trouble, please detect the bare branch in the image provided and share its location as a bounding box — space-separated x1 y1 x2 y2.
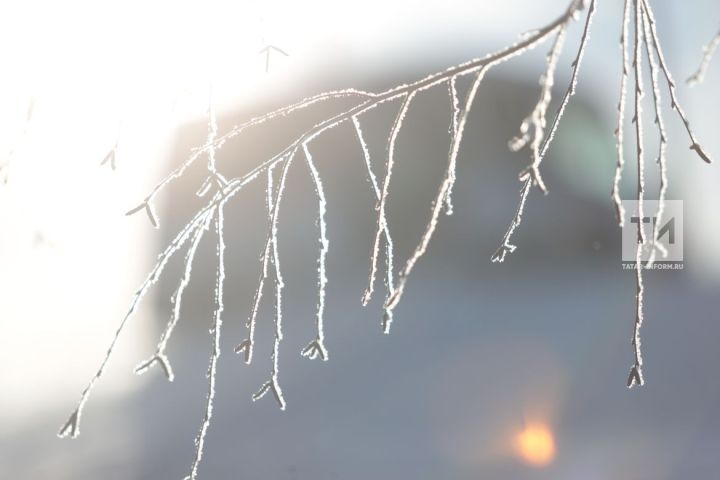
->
100 143 117 171
234 166 278 364
362 92 415 319
353 116 397 330
248 152 296 410
443 76 461 215
640 0 713 164
493 0 597 262
642 7 669 267
185 206 226 480
511 26 568 194
612 0 632 227
628 0 646 389
135 211 215 380
386 68 488 314
687 27 720 86
58 199 220 438
300 143 330 361
61 0 619 443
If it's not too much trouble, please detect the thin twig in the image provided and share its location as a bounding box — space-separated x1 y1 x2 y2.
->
185 205 226 480
612 0 631 227
58 198 220 438
386 68 488 315
687 27 720 86
135 211 215 380
628 0 646 389
249 152 296 410
234 165 278 364
493 0 596 262
641 0 713 164
511 26 568 194
642 7 669 267
300 142 330 361
443 76 461 215
362 92 415 316
353 116 396 330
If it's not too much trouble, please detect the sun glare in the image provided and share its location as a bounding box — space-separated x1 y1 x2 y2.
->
514 421 556 467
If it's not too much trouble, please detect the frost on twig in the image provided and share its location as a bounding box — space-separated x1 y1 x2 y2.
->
628 0 646 388
362 92 415 333
300 143 329 361
510 26 568 194
353 116 396 331
244 152 295 410
134 211 215 381
640 0 713 165
387 68 487 315
620 0 715 386
58 199 221 438
197 85 228 198
493 0 597 263
642 6 668 266
234 165 278 365
185 205 226 480
612 0 632 227
687 27 720 86
443 76 460 215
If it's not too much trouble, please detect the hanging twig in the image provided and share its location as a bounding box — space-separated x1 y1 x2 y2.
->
687 27 720 86
612 0 632 227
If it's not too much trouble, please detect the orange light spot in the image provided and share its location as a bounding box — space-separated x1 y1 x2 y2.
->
514 422 556 467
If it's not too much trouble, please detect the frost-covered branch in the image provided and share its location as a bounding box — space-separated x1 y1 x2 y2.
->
443 76 461 214
196 86 228 198
641 0 713 164
134 211 215 381
185 205 226 480
58 198 221 438
510 26 568 194
353 116 396 330
492 0 597 263
362 91 415 333
642 8 668 266
386 68 487 316
620 0 715 387
61 0 595 441
628 0 647 389
234 166 278 365
300 143 330 361
58 3 716 475
125 89 375 228
612 0 631 227
687 27 720 86
246 153 295 410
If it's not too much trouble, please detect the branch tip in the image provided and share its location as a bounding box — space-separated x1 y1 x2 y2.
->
690 143 712 164
252 380 286 410
234 339 252 364
301 339 328 361
58 409 80 439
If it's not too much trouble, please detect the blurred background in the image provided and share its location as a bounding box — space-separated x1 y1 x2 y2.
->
1 0 720 478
